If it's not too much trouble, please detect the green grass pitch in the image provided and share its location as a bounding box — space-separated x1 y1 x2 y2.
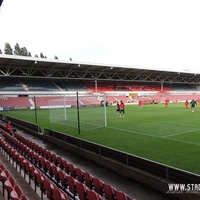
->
2 103 200 175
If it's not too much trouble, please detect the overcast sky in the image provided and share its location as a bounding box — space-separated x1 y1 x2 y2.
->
1 0 200 72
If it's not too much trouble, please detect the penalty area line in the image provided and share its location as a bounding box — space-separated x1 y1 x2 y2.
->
108 126 200 146
161 128 200 138
107 126 159 138
165 137 200 146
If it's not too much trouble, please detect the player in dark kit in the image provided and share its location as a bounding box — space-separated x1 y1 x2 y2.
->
190 99 197 112
116 102 120 115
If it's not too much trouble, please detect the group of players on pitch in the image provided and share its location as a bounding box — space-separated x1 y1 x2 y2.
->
116 99 198 116
165 99 197 112
116 101 125 118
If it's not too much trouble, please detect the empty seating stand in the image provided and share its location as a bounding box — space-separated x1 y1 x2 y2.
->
0 123 134 200
0 161 29 200
0 133 72 200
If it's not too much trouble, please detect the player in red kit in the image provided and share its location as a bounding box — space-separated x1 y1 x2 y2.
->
165 99 169 108
119 101 125 118
185 99 189 109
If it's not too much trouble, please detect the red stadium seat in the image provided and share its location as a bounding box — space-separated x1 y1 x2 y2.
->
50 153 58 165
9 148 17 165
115 190 128 200
75 167 84 182
44 160 52 175
34 171 45 198
39 156 46 170
58 170 68 188
4 144 12 159
0 169 10 195
52 188 68 200
5 176 16 199
0 163 6 171
43 179 55 200
103 183 116 200
126 194 133 200
83 172 93 189
34 154 40 166
92 177 104 195
51 164 59 181
10 190 20 200
20 195 29 200
62 160 68 173
23 161 32 180
29 165 36 185
37 146 44 156
76 181 90 200
57 156 63 169
45 150 52 160
17 155 25 174
87 190 102 200
66 175 77 196
14 185 23 199
29 150 36 163
67 163 75 177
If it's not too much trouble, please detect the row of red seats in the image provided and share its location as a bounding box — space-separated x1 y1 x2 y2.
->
2 122 134 200
0 97 32 108
1 129 102 200
0 155 28 200
0 136 73 200
13 129 133 200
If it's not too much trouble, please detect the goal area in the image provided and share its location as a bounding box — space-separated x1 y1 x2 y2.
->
49 93 107 133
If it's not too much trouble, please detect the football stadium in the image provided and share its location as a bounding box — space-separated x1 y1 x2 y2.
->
0 54 200 200
1 0 200 199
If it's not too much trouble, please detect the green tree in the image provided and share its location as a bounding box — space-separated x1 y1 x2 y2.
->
21 47 28 56
40 52 47 58
4 43 13 55
13 43 32 56
21 47 32 56
14 43 22 55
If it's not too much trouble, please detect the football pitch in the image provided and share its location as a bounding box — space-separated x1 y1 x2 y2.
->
2 103 200 175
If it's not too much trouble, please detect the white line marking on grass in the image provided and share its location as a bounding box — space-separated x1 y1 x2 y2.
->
140 119 200 128
107 126 160 138
164 138 200 146
161 128 200 138
108 126 200 146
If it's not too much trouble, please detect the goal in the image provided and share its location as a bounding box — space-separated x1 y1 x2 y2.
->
49 93 107 132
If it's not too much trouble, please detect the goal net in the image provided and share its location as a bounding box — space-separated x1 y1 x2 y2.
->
49 94 107 131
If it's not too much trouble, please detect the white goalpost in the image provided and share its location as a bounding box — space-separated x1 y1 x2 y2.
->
49 93 107 132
